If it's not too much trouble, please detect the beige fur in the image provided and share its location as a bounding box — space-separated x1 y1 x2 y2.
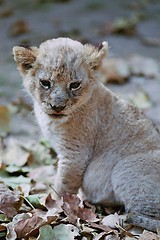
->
13 37 160 231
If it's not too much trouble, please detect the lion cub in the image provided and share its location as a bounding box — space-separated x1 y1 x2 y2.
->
13 38 160 231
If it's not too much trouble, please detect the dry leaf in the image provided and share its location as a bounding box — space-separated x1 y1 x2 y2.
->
28 165 56 183
62 193 99 224
104 235 119 240
10 20 29 37
0 105 10 137
102 213 119 228
62 192 80 224
112 17 137 36
12 209 57 238
51 224 80 240
101 58 130 84
139 230 160 240
93 232 107 240
37 224 56 240
0 181 22 218
129 55 160 79
131 89 152 109
0 9 12 18
90 222 114 234
41 193 63 212
2 140 30 167
77 207 99 222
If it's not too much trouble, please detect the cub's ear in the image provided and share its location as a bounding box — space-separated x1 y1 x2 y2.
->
84 41 108 70
12 46 39 75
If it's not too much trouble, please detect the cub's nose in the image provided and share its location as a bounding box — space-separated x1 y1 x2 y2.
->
50 104 66 112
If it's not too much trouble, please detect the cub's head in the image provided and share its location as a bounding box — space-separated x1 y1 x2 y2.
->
13 38 108 118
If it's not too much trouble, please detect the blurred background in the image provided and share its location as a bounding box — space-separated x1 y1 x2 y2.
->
0 0 160 138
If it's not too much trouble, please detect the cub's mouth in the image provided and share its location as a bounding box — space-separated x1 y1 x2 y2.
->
48 112 67 118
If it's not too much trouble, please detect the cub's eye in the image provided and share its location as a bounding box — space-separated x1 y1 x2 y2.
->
39 80 51 90
69 81 81 91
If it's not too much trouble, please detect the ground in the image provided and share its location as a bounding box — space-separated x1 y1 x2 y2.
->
0 0 160 239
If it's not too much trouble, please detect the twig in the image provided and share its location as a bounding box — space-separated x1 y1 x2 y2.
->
49 184 61 199
116 223 139 239
20 194 35 210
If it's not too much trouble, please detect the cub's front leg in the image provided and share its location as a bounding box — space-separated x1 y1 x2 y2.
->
55 155 90 196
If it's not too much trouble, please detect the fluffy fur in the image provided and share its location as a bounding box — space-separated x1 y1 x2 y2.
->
13 37 160 231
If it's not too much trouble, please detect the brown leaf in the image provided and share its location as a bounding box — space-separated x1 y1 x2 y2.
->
62 192 80 224
0 105 10 137
40 193 63 213
139 230 160 240
2 139 30 167
10 20 29 37
83 200 96 213
90 222 115 234
14 209 57 238
77 207 99 222
62 193 99 224
0 181 22 218
15 211 43 238
112 17 137 36
0 8 13 18
0 225 6 231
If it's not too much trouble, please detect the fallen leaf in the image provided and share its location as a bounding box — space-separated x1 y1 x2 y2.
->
62 192 80 224
124 237 138 240
9 209 58 238
62 193 99 224
51 224 80 240
0 224 7 238
129 55 160 79
90 222 115 234
1 175 31 189
139 230 160 240
0 105 10 137
131 89 152 109
28 165 56 183
31 181 47 193
112 17 137 36
93 232 107 240
39 193 63 213
12 96 32 112
0 8 13 18
26 194 47 209
102 213 119 228
81 223 96 234
5 221 17 240
78 207 99 222
14 211 43 238
5 165 30 174
9 20 29 37
104 235 119 240
0 181 22 218
0 213 7 222
2 139 30 167
37 224 56 240
101 58 130 84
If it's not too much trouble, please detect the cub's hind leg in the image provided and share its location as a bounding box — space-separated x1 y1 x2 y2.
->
111 160 160 231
